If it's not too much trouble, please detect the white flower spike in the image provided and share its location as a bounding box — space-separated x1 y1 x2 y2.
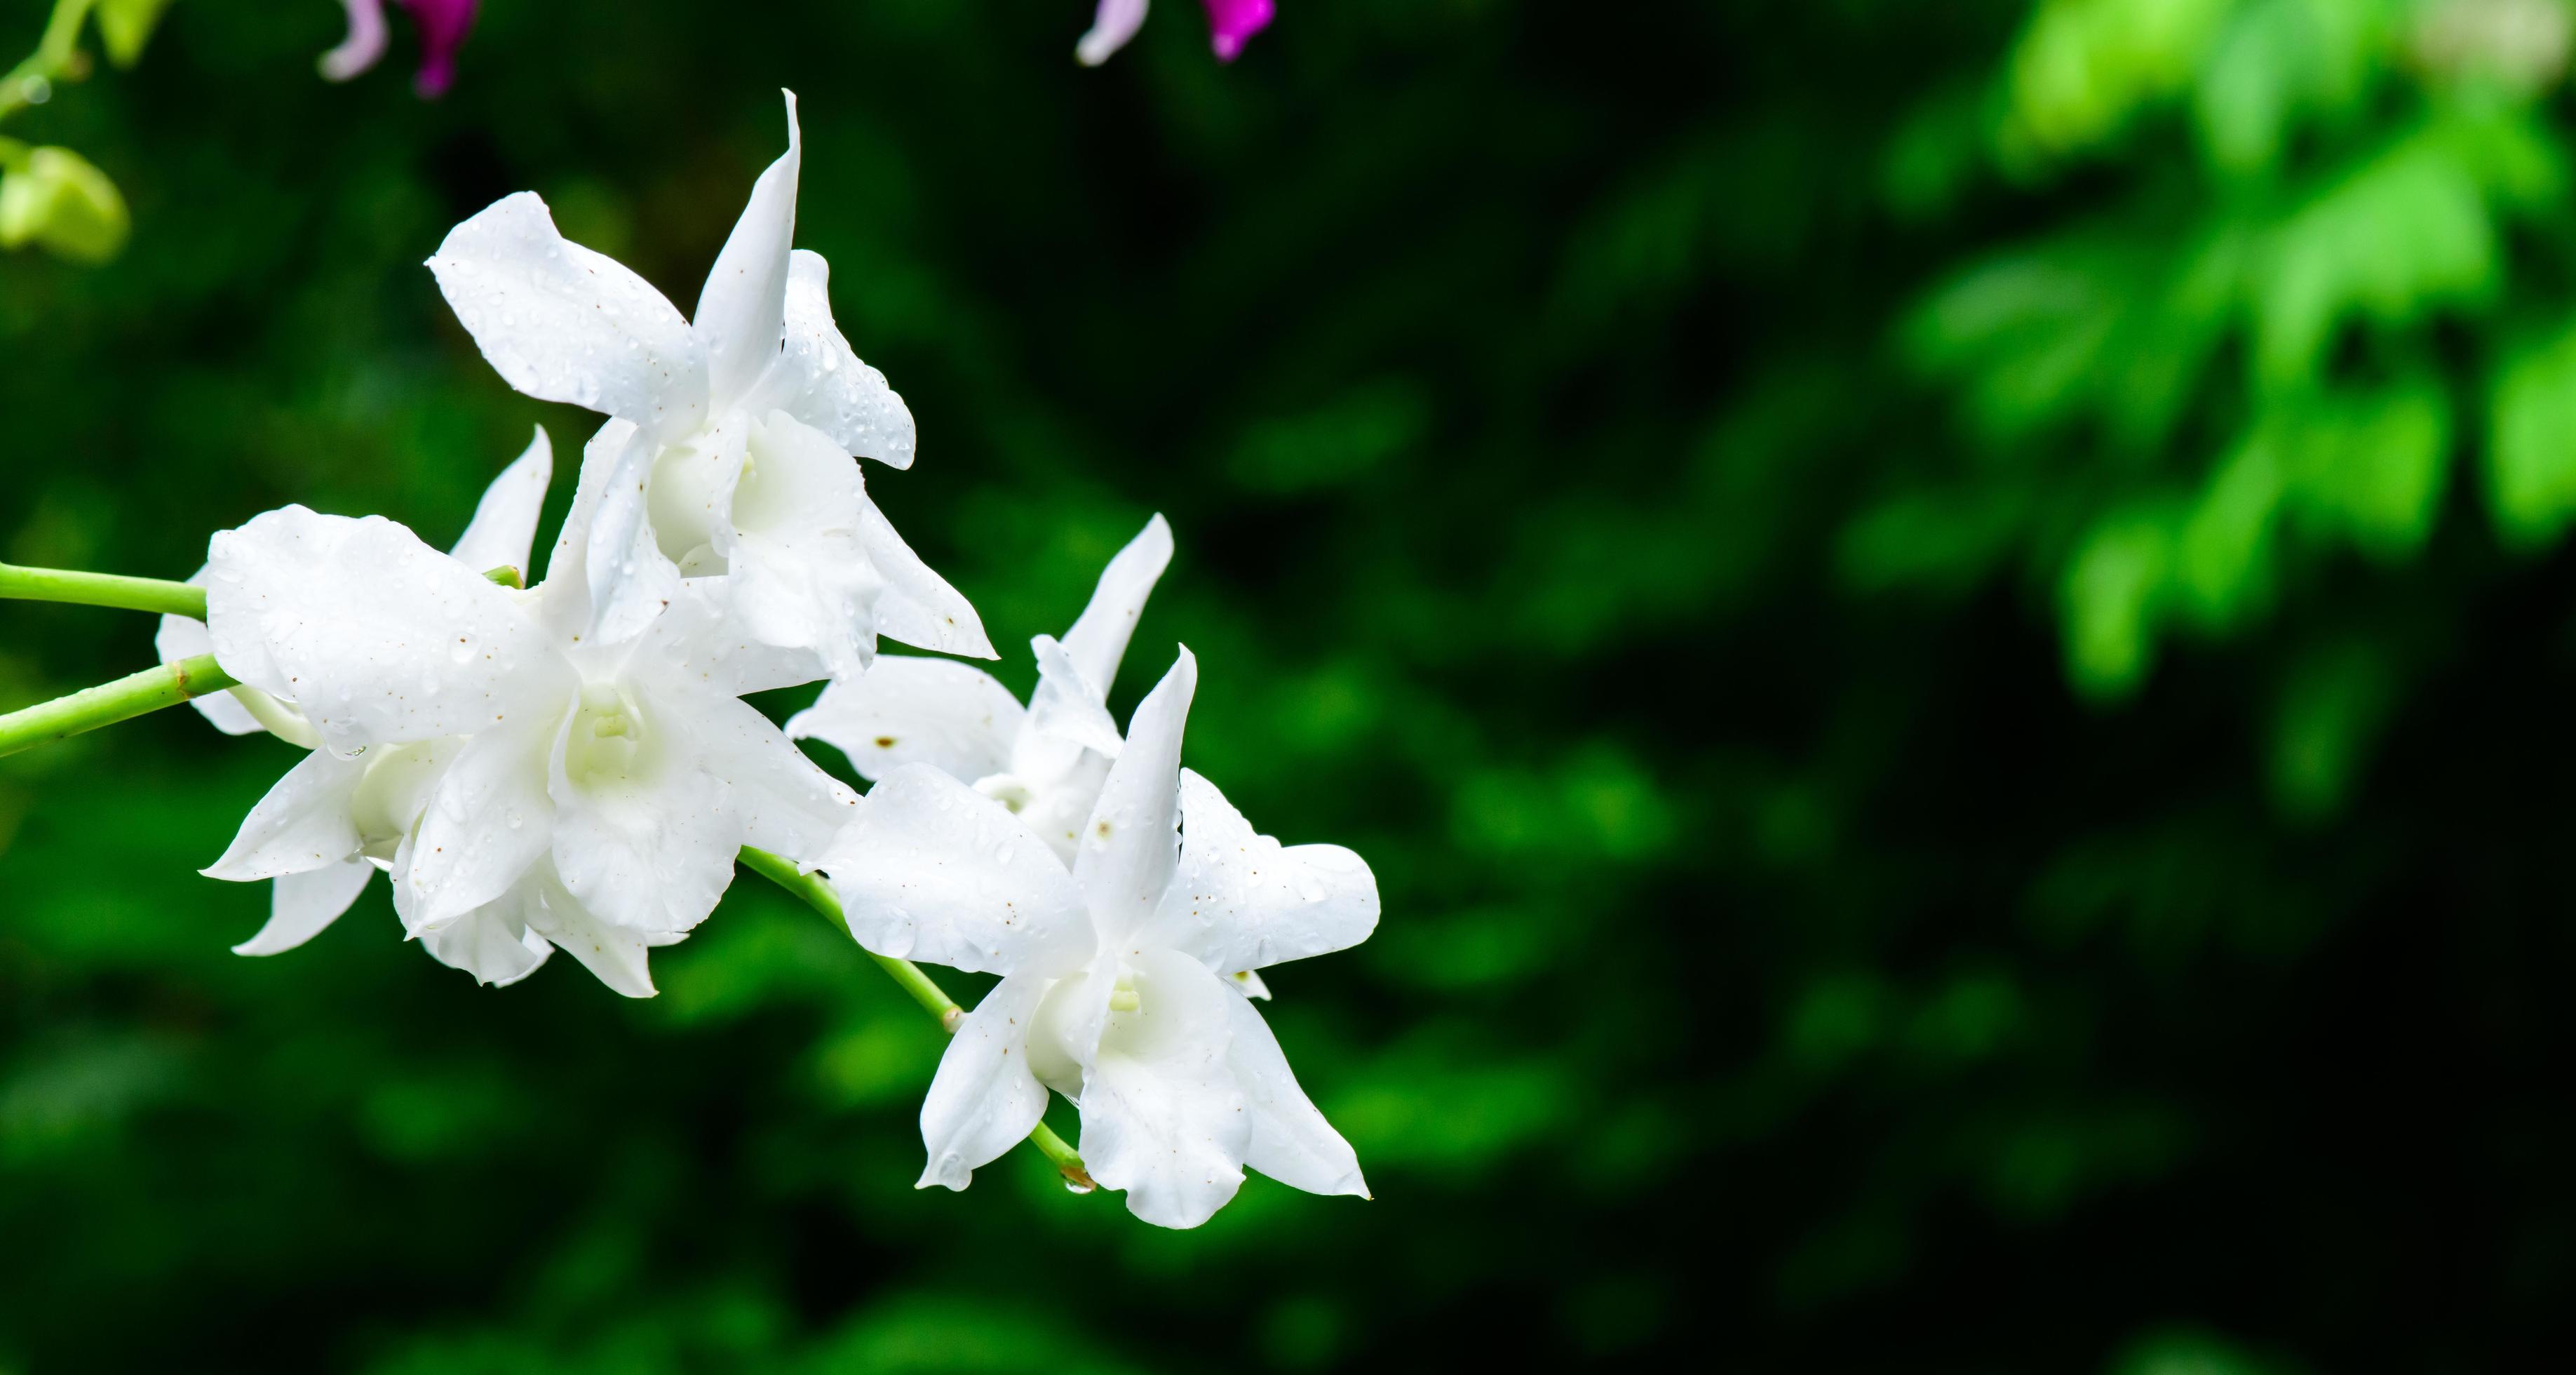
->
158 427 555 956
196 424 856 995
816 647 1379 1228
425 90 990 678
789 514 1173 865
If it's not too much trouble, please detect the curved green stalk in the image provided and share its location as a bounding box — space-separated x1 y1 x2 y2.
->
0 651 235 757
0 561 523 618
2 0 96 124
0 563 205 617
738 845 1096 1191
739 845 958 1021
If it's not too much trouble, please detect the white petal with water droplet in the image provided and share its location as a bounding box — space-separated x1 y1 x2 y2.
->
427 192 708 434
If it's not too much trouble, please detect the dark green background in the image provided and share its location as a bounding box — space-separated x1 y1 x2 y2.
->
4 0 2573 1369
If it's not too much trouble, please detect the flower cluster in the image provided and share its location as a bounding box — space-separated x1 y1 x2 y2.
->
173 93 1375 1228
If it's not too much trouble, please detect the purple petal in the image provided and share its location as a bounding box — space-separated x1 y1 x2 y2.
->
396 0 479 97
1077 0 1150 66
319 0 389 82
1200 0 1274 61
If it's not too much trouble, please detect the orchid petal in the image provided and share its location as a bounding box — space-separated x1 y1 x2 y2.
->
205 506 573 757
547 686 741 937
1073 648 1194 940
346 739 461 852
419 878 555 988
731 412 863 547
582 417 692 647
234 859 376 956
203 748 369 881
1027 964 1117 1094
156 577 269 739
318 0 389 81
696 91 801 406
917 970 1053 1191
774 250 916 467
446 425 553 579
534 420 633 637
1002 749 1112 868
1027 634 1124 758
404 714 558 930
1201 0 1274 62
522 874 659 997
1225 993 1367 1198
685 688 858 864
427 192 708 434
720 412 878 680
815 763 1091 975
640 577 828 697
858 494 995 659
1077 948 1250 1229
1141 768 1379 974
786 656 1023 785
396 0 480 97
1060 514 1172 702
1077 0 1150 65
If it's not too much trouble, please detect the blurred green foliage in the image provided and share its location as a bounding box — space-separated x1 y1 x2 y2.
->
1898 0 2576 739
1 0 173 264
4 0 2576 1369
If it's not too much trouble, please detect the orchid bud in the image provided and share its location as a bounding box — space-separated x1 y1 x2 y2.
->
94 0 179 68
0 147 130 264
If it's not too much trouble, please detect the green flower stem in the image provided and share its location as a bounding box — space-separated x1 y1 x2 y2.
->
0 562 205 617
0 561 524 758
737 845 1096 1191
741 845 958 1021
0 650 234 757
2 0 96 124
0 562 523 618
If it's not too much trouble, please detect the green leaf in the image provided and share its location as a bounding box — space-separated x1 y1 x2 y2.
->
1907 226 2239 451
2255 128 2499 388
2488 318 2576 549
1837 487 2029 596
2266 638 2395 824
2192 0 2386 177
0 147 131 264
2281 382 2450 558
2174 433 2284 630
2061 502 2180 700
1227 380 1428 494
93 0 177 69
2001 0 2233 164
2108 1326 2295 1375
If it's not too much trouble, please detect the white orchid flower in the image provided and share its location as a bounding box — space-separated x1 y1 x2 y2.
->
788 514 1172 867
195 423 856 995
816 648 1377 1228
156 426 555 958
423 89 990 679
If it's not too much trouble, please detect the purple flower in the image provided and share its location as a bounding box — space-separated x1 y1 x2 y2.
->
1077 0 1275 66
1201 0 1274 61
319 0 480 98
